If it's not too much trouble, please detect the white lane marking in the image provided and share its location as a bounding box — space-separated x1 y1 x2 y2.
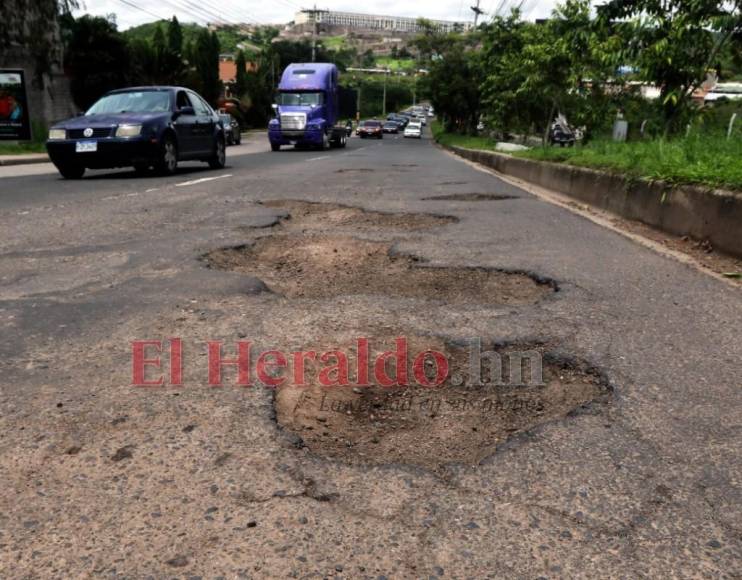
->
175 174 232 187
307 155 329 162
145 188 158 193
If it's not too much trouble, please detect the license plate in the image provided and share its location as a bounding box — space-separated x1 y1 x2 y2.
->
75 140 97 153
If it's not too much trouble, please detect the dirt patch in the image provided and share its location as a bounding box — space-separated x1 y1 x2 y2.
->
611 214 742 285
423 193 519 202
254 200 457 233
274 338 609 472
204 234 555 303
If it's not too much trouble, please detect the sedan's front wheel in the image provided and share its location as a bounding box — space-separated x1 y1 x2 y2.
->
155 136 178 175
208 137 226 169
56 163 85 179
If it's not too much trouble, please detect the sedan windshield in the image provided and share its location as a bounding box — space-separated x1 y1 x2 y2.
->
277 92 325 106
86 91 171 115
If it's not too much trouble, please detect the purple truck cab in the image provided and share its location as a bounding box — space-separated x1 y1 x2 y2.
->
268 63 348 151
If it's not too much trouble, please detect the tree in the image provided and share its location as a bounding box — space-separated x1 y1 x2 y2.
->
413 31 482 133
167 16 182 56
164 16 185 84
65 15 129 110
193 29 221 105
598 0 742 131
1 0 78 83
234 49 248 98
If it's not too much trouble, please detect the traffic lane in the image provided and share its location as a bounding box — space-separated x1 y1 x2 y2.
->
0 135 368 210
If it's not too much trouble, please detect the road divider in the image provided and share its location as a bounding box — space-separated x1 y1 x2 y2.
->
444 144 742 259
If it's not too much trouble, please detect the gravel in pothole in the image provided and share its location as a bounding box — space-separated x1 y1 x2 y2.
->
204 234 555 303
253 200 457 232
274 338 609 471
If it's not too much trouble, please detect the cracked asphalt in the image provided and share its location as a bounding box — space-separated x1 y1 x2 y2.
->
0 130 740 579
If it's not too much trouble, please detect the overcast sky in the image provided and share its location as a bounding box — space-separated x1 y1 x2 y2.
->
77 0 562 30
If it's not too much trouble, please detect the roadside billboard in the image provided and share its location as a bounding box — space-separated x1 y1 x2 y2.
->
0 69 32 141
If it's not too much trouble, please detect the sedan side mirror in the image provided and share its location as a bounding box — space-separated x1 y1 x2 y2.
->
174 106 195 119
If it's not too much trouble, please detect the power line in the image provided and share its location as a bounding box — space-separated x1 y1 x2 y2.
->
116 0 168 21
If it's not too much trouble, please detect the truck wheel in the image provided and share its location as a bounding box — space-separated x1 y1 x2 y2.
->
340 134 347 148
317 132 329 151
56 163 85 179
271 143 281 151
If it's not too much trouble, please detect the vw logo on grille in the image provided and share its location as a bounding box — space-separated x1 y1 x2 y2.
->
83 128 94 137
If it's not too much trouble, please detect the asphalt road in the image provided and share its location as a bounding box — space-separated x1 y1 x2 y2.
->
0 129 740 578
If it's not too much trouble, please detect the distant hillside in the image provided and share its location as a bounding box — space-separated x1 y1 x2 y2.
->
122 21 266 54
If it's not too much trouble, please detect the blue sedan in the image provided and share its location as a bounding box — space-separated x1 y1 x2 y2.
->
46 86 226 179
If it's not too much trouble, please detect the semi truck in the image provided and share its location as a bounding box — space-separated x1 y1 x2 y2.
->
268 63 349 151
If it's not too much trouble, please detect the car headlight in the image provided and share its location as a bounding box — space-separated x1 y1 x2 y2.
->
115 124 142 137
48 128 66 140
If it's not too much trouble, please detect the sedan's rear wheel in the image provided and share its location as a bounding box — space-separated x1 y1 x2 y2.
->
155 136 178 175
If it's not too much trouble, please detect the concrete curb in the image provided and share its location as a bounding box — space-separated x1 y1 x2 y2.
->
446 144 742 259
0 154 50 166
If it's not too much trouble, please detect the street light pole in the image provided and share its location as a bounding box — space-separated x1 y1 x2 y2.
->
301 5 328 63
382 69 388 117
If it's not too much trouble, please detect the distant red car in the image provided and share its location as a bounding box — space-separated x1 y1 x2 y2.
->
357 120 383 139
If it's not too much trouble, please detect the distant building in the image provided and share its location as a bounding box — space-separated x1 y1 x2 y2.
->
294 10 471 34
218 54 258 85
218 54 258 99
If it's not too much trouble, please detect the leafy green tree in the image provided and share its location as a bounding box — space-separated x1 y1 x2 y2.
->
599 0 742 131
413 31 482 132
65 15 129 109
234 50 248 98
360 49 376 68
167 16 182 56
193 29 221 105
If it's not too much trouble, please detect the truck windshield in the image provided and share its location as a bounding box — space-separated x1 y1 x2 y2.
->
277 92 325 106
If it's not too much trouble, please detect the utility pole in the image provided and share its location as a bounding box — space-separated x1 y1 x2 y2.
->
301 5 328 62
382 69 389 117
470 0 484 27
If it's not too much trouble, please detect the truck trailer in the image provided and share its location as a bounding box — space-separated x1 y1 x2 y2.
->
268 63 349 151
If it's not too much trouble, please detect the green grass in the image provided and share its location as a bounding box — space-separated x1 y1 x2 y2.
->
0 141 46 155
321 35 347 50
432 121 742 191
375 57 416 72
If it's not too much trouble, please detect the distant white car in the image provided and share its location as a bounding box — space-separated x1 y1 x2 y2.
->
704 82 742 104
404 123 422 139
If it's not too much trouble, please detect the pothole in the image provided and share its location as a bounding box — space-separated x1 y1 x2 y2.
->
274 338 610 472
423 193 519 201
335 168 374 174
204 234 556 303
253 200 457 233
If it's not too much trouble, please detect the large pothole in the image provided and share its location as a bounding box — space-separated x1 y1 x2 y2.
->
274 338 609 471
254 200 457 233
204 234 555 303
